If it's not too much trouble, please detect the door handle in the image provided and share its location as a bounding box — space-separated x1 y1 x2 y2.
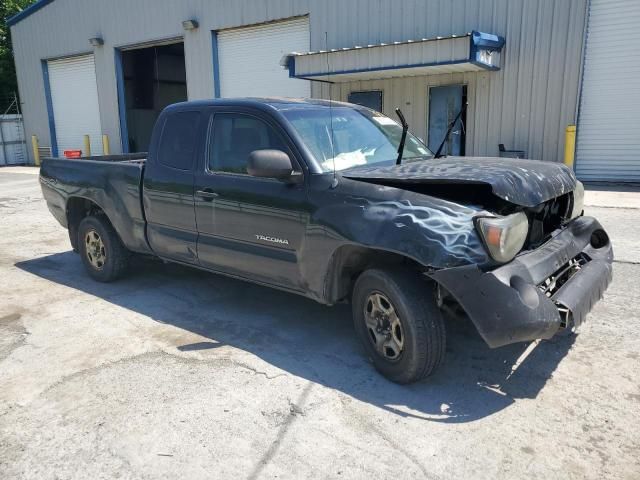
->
196 189 218 201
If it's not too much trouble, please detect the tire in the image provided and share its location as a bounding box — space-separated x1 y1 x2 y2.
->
352 268 446 384
77 215 129 282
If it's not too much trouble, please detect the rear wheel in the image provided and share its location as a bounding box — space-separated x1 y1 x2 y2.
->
77 215 129 282
352 269 446 384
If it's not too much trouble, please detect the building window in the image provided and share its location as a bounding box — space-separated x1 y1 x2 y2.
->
348 91 383 113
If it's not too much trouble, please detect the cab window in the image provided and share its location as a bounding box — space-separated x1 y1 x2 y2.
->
208 113 288 174
158 111 201 171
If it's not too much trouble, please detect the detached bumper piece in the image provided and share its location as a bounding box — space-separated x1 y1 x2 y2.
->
431 216 613 348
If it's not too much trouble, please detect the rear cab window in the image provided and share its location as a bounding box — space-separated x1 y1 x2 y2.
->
158 111 201 170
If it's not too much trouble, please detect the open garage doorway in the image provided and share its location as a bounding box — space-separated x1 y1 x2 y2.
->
119 41 187 152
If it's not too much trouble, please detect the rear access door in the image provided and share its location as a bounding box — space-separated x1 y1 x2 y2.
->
143 109 205 264
193 107 309 291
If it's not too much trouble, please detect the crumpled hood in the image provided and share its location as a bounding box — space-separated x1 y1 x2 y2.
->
342 156 577 207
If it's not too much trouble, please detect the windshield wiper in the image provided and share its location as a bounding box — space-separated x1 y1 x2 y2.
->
395 108 408 165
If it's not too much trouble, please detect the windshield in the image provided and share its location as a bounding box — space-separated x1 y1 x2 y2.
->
281 107 433 172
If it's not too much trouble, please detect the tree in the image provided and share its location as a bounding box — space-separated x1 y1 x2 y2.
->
0 0 34 110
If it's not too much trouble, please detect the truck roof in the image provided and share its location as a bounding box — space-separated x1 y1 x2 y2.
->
164 97 362 113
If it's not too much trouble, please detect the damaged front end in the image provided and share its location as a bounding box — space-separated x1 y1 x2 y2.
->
430 216 613 348
339 156 612 348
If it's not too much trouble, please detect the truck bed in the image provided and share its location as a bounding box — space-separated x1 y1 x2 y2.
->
55 153 147 163
39 155 151 254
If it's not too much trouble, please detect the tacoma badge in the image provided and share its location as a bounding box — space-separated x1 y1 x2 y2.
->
255 234 289 245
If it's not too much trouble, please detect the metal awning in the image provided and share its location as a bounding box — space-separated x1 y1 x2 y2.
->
281 31 505 83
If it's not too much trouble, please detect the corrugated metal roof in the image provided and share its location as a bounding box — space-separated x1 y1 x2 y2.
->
283 30 505 83
6 0 55 27
10 0 587 164
283 32 472 57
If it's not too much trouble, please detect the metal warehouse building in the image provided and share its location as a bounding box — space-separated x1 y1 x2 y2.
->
8 0 640 181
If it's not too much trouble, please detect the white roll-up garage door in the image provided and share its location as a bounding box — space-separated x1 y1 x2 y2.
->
48 54 103 155
217 17 310 98
575 0 640 182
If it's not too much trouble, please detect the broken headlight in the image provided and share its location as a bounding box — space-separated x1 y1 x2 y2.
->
570 181 584 220
475 212 529 263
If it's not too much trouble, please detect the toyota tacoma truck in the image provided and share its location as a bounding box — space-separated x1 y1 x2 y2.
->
40 98 613 384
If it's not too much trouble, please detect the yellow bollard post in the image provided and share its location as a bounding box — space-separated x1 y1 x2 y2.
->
564 125 576 168
83 135 91 157
31 135 41 166
102 134 110 155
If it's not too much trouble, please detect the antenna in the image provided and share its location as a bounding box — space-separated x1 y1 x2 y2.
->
325 31 337 188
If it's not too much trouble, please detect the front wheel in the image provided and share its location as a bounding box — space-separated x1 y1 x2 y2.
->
352 269 446 384
77 215 129 282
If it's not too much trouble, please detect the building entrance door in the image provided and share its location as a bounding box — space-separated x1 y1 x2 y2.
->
428 85 466 156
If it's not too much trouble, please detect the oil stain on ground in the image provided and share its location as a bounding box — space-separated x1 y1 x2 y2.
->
0 312 28 361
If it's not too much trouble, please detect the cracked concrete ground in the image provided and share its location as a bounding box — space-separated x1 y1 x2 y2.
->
0 166 638 479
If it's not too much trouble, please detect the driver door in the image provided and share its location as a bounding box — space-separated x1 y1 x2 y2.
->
194 109 309 291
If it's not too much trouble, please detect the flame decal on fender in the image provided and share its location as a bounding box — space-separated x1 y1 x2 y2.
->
358 198 489 266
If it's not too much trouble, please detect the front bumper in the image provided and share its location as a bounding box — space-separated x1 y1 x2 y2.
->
431 216 613 348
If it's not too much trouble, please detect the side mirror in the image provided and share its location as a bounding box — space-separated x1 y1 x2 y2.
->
247 149 299 182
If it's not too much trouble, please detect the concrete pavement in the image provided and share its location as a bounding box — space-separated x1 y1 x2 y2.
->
0 166 638 479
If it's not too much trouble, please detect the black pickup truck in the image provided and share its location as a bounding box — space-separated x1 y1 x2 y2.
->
40 98 613 383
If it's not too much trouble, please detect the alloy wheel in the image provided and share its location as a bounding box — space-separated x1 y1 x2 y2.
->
85 229 106 270
364 292 405 361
